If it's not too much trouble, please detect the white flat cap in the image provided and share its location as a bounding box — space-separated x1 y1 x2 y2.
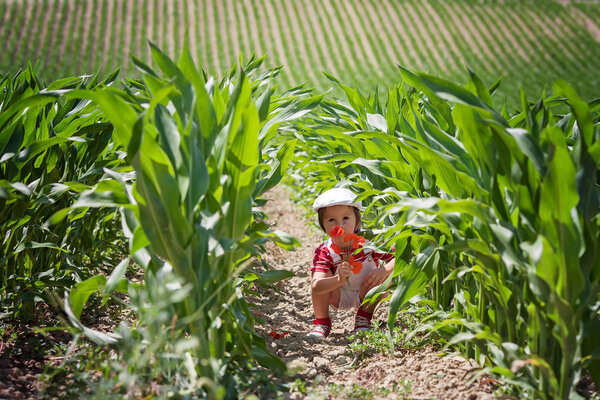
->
312 187 361 212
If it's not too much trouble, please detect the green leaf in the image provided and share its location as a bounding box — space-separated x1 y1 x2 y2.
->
0 91 61 134
105 258 129 294
252 343 285 371
258 270 294 284
69 275 106 319
270 229 301 251
254 139 298 197
14 241 68 253
388 247 439 332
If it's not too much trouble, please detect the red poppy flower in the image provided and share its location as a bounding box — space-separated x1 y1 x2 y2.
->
330 225 345 238
330 243 342 254
352 262 363 274
270 330 289 339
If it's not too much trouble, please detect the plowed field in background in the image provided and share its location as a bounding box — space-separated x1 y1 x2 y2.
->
1 0 599 105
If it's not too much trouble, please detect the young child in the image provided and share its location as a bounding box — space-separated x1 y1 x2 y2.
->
308 187 395 339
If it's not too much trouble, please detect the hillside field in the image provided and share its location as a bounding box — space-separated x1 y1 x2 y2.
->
1 0 600 106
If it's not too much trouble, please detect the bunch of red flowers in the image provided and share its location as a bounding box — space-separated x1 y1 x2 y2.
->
329 225 366 274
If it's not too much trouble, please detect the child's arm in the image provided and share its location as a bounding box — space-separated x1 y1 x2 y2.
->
363 259 394 289
311 262 352 294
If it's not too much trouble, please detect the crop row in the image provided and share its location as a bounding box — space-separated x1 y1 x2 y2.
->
0 0 599 104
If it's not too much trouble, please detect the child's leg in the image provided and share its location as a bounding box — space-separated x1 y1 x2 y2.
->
358 282 383 313
311 287 340 318
355 282 389 330
309 287 340 338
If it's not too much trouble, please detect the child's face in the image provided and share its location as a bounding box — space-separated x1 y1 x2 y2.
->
323 205 357 246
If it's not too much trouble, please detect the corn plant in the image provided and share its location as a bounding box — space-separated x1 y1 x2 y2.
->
285 69 600 399
0 65 127 320
56 46 320 397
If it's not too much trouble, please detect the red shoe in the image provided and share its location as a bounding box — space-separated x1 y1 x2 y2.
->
307 317 331 339
354 309 373 332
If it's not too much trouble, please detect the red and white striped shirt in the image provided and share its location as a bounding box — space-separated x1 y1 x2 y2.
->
311 238 394 276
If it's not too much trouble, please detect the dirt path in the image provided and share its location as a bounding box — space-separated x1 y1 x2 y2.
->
258 186 496 399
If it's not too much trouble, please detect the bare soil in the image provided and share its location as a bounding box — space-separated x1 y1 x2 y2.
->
0 294 128 400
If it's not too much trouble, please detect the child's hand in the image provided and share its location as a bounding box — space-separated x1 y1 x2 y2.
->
337 262 352 281
364 267 390 288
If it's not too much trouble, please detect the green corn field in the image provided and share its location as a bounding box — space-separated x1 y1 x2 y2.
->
1 0 600 399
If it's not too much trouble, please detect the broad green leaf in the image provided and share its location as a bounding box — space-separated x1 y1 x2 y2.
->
14 241 68 253
258 270 294 284
69 275 106 319
105 258 129 294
